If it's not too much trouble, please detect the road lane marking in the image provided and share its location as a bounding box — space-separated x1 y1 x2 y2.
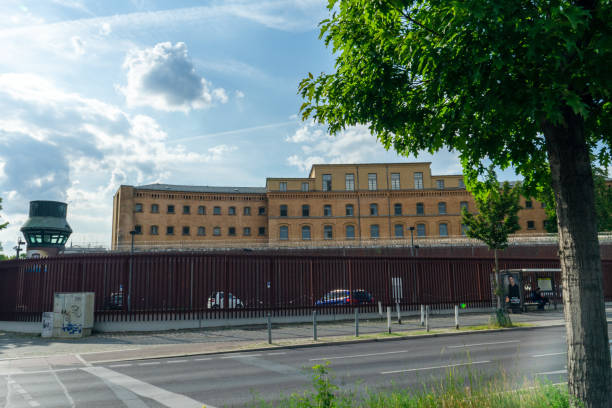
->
166 360 188 364
194 358 212 361
536 369 567 375
50 363 75 408
82 366 212 408
448 340 520 348
220 354 262 359
109 364 132 368
75 354 92 367
138 362 160 366
381 360 491 375
532 352 566 358
266 352 287 356
310 350 408 361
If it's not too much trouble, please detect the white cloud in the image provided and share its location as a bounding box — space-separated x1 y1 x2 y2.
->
71 36 85 56
234 90 245 99
99 22 111 36
119 42 228 112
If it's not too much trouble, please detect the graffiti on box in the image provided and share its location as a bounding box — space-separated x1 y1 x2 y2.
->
62 322 82 335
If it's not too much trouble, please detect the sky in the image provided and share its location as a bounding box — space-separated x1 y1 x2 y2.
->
0 0 512 253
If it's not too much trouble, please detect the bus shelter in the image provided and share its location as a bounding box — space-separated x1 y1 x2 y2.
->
496 269 562 312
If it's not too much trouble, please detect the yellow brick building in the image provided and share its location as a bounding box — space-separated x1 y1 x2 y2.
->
111 162 549 249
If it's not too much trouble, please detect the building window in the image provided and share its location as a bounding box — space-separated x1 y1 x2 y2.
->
458 179 465 188
134 225 142 234
461 224 468 236
213 206 221 215
460 201 468 212
345 174 355 191
243 227 251 236
279 181 287 192
166 226 174 235
324 205 332 216
368 173 377 190
322 174 332 191
244 206 251 215
525 200 533 209
439 223 448 236
394 203 402 216
323 225 333 240
370 224 380 238
301 182 309 192
228 227 236 236
135 203 143 212
541 202 547 208
198 206 206 215
417 223 426 237
213 227 221 236
370 203 378 216
346 225 355 239
391 173 400 190
527 220 535 229
302 226 311 240
151 204 159 213
394 224 404 237
167 205 175 214
436 180 445 189
150 225 158 235
229 206 236 215
416 203 424 215
438 202 447 214
543 220 551 230
345 204 354 216
258 206 266 215
183 205 190 214
258 227 266 236
414 172 424 189
182 226 190 236
280 205 288 217
197 227 205 236
279 226 289 240
302 205 310 217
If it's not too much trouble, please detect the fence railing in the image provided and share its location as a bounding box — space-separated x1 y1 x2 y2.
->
1 253 610 323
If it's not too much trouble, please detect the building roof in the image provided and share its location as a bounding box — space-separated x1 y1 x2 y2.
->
135 183 267 194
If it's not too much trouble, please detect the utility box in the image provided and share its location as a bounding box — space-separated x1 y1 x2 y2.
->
41 292 95 338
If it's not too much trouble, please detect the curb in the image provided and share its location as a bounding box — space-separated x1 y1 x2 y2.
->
83 322 566 364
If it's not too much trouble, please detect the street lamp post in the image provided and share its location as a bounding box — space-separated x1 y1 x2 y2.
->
13 238 25 259
409 226 415 256
128 230 136 312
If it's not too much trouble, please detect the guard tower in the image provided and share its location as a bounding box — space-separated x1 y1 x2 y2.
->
20 201 72 258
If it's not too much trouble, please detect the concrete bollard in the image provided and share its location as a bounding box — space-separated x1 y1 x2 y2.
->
425 305 430 332
267 313 272 344
420 304 425 326
378 301 383 317
313 310 317 341
396 302 402 325
354 308 359 337
455 305 459 329
387 306 392 334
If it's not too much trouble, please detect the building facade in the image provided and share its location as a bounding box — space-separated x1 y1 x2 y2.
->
111 162 549 249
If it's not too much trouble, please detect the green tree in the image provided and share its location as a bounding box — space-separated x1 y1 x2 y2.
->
299 1 612 406
461 171 521 316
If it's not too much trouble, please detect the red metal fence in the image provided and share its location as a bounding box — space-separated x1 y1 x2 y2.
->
1 253 611 322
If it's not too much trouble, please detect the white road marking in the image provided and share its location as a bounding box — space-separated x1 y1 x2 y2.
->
82 366 212 408
75 354 92 367
220 354 262 359
194 358 212 361
3 377 13 408
6 378 41 408
166 360 188 364
448 340 520 348
532 352 566 358
536 369 567 375
109 364 132 368
50 362 75 408
138 362 160 366
100 376 149 408
381 360 491 375
310 350 408 361
266 352 287 356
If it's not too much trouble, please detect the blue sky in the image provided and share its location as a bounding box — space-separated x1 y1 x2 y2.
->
0 0 501 252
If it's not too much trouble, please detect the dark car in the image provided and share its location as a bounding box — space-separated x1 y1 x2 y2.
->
315 289 374 306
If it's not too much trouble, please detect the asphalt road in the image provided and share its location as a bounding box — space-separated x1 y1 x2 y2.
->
1 325 611 407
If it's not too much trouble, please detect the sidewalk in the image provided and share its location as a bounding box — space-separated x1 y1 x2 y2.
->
0 308 570 364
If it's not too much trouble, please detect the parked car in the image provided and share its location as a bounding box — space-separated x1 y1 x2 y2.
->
207 292 245 309
315 289 374 306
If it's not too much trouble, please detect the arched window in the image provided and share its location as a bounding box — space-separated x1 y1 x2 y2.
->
439 223 448 236
302 226 311 240
370 224 380 238
394 224 404 237
279 226 289 240
346 225 355 239
198 206 206 215
323 225 333 240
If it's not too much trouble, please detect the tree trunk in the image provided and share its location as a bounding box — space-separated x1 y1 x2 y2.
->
544 110 611 408
494 248 501 310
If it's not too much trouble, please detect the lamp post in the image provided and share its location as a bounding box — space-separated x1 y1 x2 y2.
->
128 230 136 312
409 226 415 256
13 238 25 259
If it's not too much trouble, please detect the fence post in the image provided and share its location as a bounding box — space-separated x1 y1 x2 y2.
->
378 301 383 317
387 306 391 334
425 305 430 332
313 310 317 341
396 302 401 325
420 304 425 326
354 307 359 337
455 305 459 329
267 313 272 344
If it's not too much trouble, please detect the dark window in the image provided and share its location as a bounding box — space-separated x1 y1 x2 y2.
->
438 202 447 214
279 181 287 192
416 203 424 215
244 206 251 215
345 174 355 191
458 179 465 188
150 225 158 235
213 227 221 236
135 203 143 212
166 226 174 235
258 227 266 236
229 206 236 215
346 204 354 216
183 205 190 214
414 172 423 189
279 226 288 240
323 225 333 240
243 227 251 236
258 207 266 215
346 225 355 239
182 226 190 236
323 205 332 216
394 224 404 237
370 224 380 238
198 206 206 215
461 224 468 236
322 174 332 191
368 173 377 190
302 226 311 240
167 205 175 214
541 202 546 208
436 180 445 189
280 205 288 217
370 203 378 216
302 205 310 217
527 220 535 229
417 223 426 237
228 227 236 236
213 206 221 215
394 203 402 216
151 204 159 213
460 201 468 212
391 173 400 190
134 225 142 234
301 182 309 192
439 223 448 236
525 200 533 209
197 227 205 236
